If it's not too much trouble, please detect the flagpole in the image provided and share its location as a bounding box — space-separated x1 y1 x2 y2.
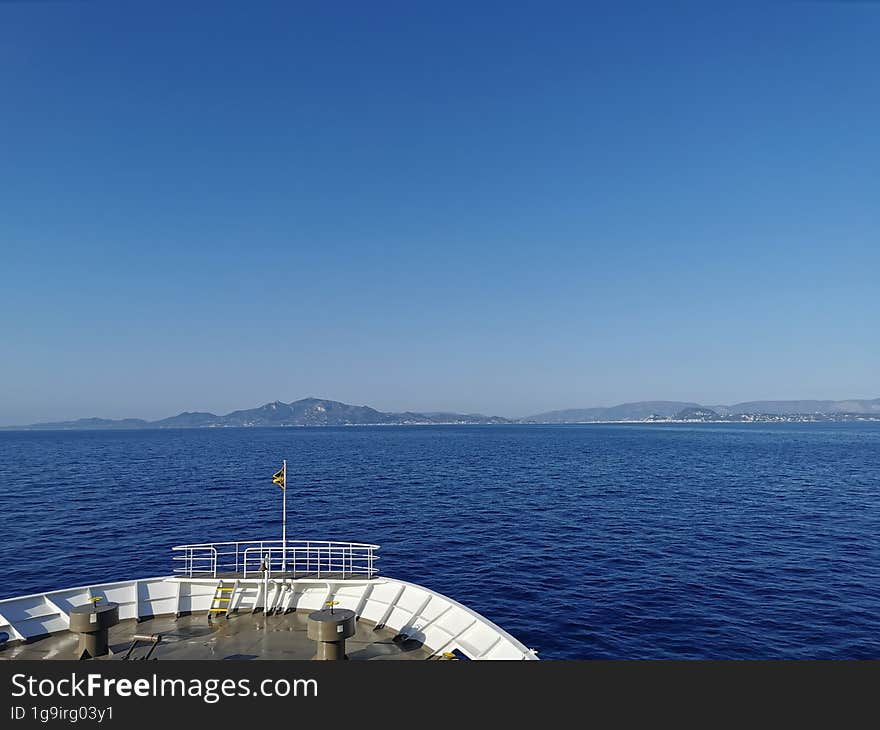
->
282 459 287 573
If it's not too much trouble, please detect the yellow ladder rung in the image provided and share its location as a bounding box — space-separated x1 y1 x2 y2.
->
209 608 227 613
213 598 231 602
217 587 235 592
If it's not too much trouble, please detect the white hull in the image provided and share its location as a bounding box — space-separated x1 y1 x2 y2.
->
0 575 536 660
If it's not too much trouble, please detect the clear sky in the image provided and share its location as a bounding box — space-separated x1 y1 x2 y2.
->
1 1 878 424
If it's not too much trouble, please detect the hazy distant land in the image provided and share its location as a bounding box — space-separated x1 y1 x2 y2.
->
524 399 880 423
3 397 880 430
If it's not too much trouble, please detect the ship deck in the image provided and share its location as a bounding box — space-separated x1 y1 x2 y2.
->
1 610 434 661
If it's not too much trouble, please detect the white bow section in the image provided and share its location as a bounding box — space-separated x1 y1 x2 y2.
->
0 575 537 660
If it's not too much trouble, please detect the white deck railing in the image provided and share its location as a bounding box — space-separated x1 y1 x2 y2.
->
171 540 380 579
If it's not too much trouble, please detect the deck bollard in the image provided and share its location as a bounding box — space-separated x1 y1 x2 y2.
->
307 607 356 660
68 598 119 659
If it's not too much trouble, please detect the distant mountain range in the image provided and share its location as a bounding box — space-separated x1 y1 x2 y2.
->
4 396 879 431
524 398 880 423
524 401 702 422
3 398 510 430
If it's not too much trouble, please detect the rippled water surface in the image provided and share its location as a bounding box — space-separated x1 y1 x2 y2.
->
1 423 878 658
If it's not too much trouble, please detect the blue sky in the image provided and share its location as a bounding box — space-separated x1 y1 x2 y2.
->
1 1 878 424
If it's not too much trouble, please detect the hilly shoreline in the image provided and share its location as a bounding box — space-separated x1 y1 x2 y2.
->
3 396 880 431
3 397 510 430
523 398 880 423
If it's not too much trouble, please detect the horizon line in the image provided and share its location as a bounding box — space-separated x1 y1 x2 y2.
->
4 394 880 429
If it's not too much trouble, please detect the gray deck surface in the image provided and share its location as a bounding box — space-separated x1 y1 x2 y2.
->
0 611 433 661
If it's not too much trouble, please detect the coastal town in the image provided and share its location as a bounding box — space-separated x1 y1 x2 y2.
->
642 408 880 424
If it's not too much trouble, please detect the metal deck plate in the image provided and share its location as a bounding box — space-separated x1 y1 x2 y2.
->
0 611 432 661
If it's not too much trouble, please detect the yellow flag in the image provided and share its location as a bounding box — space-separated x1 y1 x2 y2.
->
272 465 285 490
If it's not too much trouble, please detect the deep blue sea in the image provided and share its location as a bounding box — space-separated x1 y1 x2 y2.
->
1 423 878 659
